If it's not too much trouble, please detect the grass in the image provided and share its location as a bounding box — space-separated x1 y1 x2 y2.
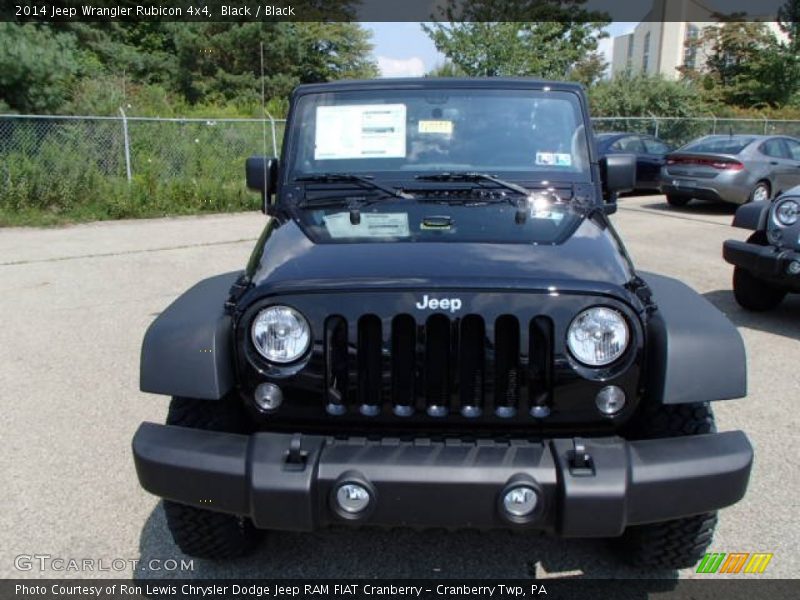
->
0 119 268 227
0 194 260 227
0 175 261 227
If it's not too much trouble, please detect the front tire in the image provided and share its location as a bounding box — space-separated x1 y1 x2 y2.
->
614 403 718 569
666 193 691 207
732 266 786 311
162 397 262 559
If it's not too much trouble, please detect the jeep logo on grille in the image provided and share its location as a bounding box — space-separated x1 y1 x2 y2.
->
415 294 462 313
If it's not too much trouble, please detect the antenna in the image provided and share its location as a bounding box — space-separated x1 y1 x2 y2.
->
260 41 269 208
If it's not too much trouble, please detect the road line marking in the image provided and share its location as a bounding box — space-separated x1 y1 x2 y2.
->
618 205 734 228
0 238 258 267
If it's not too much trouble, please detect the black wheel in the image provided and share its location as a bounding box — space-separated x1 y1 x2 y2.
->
666 194 691 207
614 403 718 569
732 266 786 311
162 397 262 559
748 181 771 203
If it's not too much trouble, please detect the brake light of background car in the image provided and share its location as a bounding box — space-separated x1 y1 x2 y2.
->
667 157 744 171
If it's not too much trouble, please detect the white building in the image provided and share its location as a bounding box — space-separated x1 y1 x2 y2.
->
610 0 787 79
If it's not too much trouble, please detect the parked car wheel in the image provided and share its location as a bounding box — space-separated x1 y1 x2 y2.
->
732 266 786 312
162 397 263 559
614 402 717 568
666 194 691 207
748 181 771 203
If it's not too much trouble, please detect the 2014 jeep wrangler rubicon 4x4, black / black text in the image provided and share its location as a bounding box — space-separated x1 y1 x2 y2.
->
133 78 752 568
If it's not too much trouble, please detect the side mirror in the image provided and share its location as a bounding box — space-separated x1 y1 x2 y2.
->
246 156 279 214
599 154 636 197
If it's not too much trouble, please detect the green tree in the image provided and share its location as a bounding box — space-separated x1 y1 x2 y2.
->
591 74 707 117
778 0 800 52
778 0 800 105
426 61 467 77
568 51 607 87
422 1 609 79
682 19 799 108
0 24 81 113
590 74 710 145
173 23 377 105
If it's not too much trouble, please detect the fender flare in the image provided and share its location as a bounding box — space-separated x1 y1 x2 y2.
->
140 272 240 400
732 202 770 231
641 272 746 404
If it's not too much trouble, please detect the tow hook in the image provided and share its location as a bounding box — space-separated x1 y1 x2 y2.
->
284 433 308 471
567 438 595 476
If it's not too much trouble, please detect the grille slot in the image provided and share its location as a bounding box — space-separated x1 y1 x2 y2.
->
529 316 554 414
424 314 451 417
494 315 521 418
357 315 383 416
324 316 349 415
391 315 416 417
458 315 485 417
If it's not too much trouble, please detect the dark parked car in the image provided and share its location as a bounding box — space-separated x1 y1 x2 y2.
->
724 185 800 310
662 134 800 207
596 132 673 192
132 78 752 569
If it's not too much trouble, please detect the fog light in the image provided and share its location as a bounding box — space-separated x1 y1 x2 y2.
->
787 261 800 275
335 483 371 514
254 382 283 412
502 486 539 518
595 385 626 415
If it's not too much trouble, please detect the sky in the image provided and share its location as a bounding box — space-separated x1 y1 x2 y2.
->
364 22 639 78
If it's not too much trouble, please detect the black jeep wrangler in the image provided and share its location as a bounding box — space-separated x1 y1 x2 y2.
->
724 188 800 311
133 78 752 569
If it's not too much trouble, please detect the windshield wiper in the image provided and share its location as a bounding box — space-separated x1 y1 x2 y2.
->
295 173 413 204
415 172 531 197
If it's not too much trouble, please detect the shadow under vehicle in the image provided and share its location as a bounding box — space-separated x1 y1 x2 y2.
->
131 78 753 571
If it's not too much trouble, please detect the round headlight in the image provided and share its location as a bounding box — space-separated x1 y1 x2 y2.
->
251 306 311 364
567 307 629 367
774 199 800 227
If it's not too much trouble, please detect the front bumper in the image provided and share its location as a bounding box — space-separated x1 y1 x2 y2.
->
133 423 752 537
723 239 800 286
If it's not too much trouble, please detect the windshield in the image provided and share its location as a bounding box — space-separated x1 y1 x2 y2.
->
287 88 591 181
681 136 755 155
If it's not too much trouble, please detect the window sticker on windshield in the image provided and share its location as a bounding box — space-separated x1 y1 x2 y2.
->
323 212 410 239
418 120 453 135
315 104 406 160
535 152 572 167
530 208 566 222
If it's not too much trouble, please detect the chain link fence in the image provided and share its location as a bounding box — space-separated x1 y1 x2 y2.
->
0 114 286 220
1 113 799 220
592 116 800 147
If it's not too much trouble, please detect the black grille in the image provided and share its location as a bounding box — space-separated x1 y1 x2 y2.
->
323 313 554 420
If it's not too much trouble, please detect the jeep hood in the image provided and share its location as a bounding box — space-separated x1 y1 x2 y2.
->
245 216 636 298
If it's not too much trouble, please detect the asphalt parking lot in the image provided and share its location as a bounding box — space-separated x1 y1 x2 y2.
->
1 195 798 582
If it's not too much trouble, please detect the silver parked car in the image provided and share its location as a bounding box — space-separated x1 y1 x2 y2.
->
660 135 800 207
